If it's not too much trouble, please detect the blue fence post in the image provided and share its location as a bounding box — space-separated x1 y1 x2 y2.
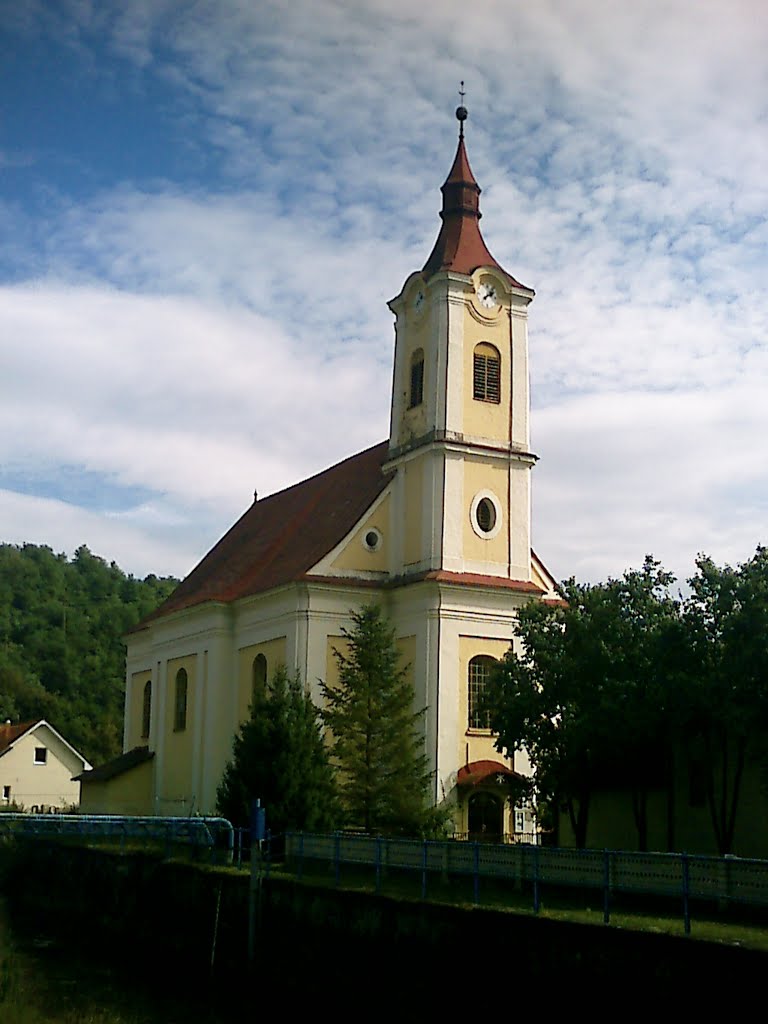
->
375 835 382 894
334 832 341 888
421 840 428 900
533 845 541 914
298 832 304 881
682 852 691 935
473 842 480 905
603 849 611 924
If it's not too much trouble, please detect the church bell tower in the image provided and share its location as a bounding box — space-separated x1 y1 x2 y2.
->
385 103 537 584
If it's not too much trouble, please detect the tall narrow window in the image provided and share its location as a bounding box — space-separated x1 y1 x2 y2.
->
468 655 495 730
252 653 267 704
409 349 424 408
174 668 188 732
473 343 501 403
141 680 152 739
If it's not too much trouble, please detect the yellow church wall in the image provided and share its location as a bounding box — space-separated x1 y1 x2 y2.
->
322 631 415 700
236 636 288 723
402 460 423 566
79 758 154 816
126 669 152 750
330 494 391 574
162 654 197 804
463 460 508 564
461 303 509 442
397 634 417 682
394 317 429 447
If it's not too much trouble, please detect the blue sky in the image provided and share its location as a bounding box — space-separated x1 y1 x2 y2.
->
1 0 766 585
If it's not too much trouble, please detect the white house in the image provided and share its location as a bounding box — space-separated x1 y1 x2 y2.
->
0 719 92 812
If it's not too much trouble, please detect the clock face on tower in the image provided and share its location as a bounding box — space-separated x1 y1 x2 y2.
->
477 282 498 309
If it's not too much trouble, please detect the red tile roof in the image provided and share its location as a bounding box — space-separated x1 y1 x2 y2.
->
138 441 393 624
422 134 530 293
420 570 544 594
0 721 35 756
456 759 523 787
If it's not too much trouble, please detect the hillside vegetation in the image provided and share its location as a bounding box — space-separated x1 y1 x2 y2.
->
0 543 178 766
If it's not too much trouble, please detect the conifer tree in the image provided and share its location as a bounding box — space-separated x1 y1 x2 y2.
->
216 665 340 835
321 605 439 836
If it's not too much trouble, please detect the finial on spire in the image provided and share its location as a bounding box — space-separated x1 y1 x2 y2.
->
456 80 468 139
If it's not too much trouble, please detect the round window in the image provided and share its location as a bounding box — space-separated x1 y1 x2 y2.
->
362 528 382 552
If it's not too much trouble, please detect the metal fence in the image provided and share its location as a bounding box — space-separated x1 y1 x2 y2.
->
5 815 768 936
283 831 768 935
0 813 234 860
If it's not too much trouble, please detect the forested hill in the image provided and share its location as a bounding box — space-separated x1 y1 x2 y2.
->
0 543 178 766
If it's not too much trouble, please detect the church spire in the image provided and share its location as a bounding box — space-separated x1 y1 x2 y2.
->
422 99 523 287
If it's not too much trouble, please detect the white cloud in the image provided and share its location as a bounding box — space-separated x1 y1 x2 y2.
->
1 0 766 583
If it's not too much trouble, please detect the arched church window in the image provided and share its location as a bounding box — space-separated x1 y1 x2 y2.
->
252 653 267 704
409 349 424 408
174 668 188 732
473 343 500 403
141 680 152 739
468 655 495 730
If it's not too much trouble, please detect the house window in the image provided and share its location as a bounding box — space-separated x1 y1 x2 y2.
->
473 343 501 403
409 349 424 408
252 654 267 704
34 747 47 765
2 786 10 802
174 668 188 732
468 655 495 730
141 680 152 739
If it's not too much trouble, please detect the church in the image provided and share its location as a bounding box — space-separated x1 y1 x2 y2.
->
80 106 559 840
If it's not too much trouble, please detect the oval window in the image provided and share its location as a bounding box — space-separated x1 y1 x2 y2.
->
476 498 496 534
470 491 502 539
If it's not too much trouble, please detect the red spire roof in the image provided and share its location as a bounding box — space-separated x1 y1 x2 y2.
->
422 119 528 290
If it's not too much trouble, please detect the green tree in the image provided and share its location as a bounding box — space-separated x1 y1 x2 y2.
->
216 665 340 835
682 547 768 855
0 542 177 764
320 605 439 836
488 558 681 849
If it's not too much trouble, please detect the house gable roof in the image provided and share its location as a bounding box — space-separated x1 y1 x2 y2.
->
0 719 91 770
0 720 36 755
138 440 393 624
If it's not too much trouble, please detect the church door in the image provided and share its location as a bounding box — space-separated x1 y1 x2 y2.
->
467 792 504 843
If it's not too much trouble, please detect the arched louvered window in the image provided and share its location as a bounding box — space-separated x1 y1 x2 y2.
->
409 349 424 408
174 668 188 732
468 655 495 730
141 680 152 739
473 343 501 403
